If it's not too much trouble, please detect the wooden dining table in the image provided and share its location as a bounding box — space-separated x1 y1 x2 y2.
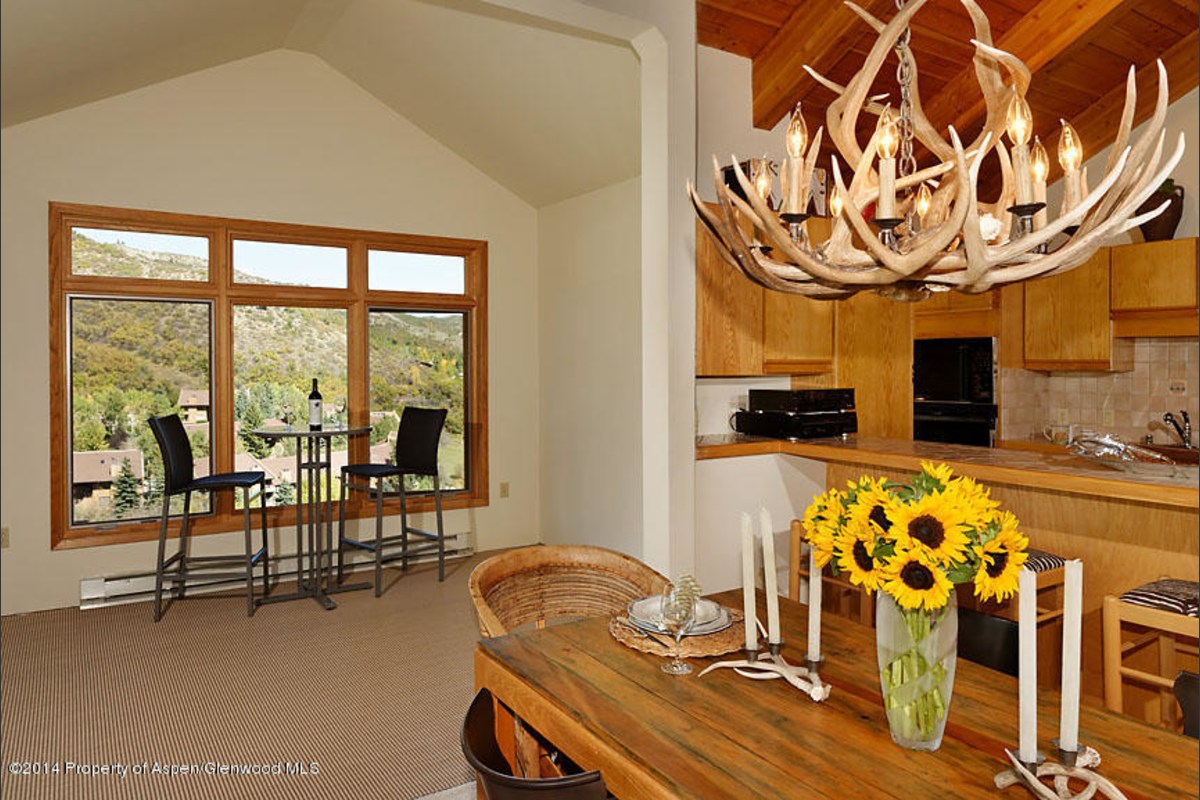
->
474 589 1198 799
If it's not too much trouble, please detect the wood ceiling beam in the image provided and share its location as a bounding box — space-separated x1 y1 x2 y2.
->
751 0 895 130
921 0 1134 140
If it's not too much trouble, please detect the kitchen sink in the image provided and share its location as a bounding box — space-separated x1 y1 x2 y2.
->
1142 444 1200 465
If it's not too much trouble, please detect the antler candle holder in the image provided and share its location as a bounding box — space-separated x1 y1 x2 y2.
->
994 743 1129 800
698 640 831 703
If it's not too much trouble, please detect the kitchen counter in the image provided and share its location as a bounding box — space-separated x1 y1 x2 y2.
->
695 433 1198 701
696 433 1199 508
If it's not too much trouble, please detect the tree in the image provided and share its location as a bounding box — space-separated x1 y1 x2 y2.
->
274 480 295 506
112 459 141 516
239 403 273 460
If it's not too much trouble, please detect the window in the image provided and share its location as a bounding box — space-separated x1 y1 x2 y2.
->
50 202 488 548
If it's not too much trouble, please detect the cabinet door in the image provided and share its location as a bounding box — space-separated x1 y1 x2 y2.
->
696 216 763 375
912 289 1000 339
1024 248 1131 371
763 292 834 373
1110 238 1198 311
1110 238 1199 338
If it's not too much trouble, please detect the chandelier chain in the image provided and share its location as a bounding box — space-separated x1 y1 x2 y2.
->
894 0 918 179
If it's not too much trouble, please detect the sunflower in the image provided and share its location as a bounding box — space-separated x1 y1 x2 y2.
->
834 524 886 592
946 475 1000 531
880 547 954 610
972 511 1029 602
802 487 846 567
845 477 896 539
886 491 971 566
920 460 956 489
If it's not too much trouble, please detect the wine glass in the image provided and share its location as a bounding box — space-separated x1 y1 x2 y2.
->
281 404 296 431
334 398 347 428
660 583 697 675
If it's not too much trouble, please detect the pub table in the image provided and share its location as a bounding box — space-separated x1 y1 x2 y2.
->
252 424 371 610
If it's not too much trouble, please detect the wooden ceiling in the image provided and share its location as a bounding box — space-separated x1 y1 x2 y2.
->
698 0 1198 196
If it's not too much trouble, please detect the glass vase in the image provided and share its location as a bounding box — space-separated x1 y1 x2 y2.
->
875 591 958 751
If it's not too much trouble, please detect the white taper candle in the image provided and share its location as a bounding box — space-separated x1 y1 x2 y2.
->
807 546 822 662
760 508 780 645
1018 567 1038 764
1059 560 1083 753
741 512 757 651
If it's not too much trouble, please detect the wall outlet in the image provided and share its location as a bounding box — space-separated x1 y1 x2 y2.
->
1 526 9 549
1102 408 1115 427
1169 380 1187 395
499 481 510 499
1055 408 1069 425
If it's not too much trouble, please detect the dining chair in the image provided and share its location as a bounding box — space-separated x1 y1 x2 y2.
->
1175 671 1199 739
957 606 1020 677
337 406 448 595
468 544 668 638
462 688 609 799
147 414 269 621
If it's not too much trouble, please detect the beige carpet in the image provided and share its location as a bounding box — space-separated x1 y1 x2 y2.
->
0 555 488 800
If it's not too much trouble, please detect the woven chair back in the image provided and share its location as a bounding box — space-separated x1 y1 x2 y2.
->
469 545 667 638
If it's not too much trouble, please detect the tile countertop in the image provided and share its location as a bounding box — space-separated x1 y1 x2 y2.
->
695 434 1199 509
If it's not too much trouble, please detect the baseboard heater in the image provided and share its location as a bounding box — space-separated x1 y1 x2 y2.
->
79 534 474 610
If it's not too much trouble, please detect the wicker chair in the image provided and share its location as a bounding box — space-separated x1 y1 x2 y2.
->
469 545 668 638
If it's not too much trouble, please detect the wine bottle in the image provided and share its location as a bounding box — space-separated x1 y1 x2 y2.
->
308 378 323 431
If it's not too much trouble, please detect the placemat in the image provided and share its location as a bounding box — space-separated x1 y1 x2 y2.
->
609 608 746 658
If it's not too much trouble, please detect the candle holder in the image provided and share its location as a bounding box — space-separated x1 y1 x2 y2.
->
698 640 831 703
1008 202 1048 252
873 217 904 251
994 743 1129 800
780 212 811 247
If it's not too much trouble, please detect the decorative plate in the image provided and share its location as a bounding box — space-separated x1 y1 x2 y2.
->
626 597 733 636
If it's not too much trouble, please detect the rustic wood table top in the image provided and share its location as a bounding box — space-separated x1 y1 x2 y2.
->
475 589 1198 800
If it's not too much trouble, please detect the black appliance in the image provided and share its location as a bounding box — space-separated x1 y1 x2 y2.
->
733 389 857 441
912 338 997 447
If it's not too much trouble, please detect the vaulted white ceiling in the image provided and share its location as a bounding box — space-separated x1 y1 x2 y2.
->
0 0 640 207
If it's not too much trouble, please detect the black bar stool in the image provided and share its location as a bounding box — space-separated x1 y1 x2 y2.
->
147 414 269 621
337 406 448 594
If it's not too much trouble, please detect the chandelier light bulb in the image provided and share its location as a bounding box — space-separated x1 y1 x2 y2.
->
752 158 773 202
1030 137 1049 183
786 103 809 160
915 183 933 219
828 184 843 218
1058 120 1083 172
876 106 899 159
1005 91 1033 147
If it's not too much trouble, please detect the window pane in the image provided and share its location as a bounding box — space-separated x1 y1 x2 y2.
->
368 310 466 491
233 305 348 507
233 240 347 288
368 250 465 294
69 298 212 524
72 228 208 281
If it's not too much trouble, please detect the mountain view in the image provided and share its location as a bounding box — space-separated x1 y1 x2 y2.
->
69 232 466 524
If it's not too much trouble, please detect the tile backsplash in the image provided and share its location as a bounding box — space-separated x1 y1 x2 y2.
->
1001 337 1199 446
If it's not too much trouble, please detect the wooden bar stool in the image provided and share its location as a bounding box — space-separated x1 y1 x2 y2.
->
1103 578 1200 731
788 520 874 626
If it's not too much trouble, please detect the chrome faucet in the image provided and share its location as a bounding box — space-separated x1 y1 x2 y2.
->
1163 411 1192 448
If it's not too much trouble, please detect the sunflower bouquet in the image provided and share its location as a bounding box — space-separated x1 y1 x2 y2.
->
802 461 1029 750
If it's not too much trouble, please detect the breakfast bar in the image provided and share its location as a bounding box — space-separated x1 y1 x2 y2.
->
697 434 1199 702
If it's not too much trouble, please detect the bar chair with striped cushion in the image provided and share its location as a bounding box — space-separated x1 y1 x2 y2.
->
1103 578 1200 730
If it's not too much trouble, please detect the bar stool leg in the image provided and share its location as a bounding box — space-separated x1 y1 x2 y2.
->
153 493 171 622
177 492 192 600
399 475 410 573
259 478 270 595
374 477 384 597
243 486 255 617
1103 596 1123 713
1160 632 1178 727
336 470 348 585
434 475 445 582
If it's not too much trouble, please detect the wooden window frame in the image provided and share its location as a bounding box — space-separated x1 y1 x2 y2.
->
49 202 489 549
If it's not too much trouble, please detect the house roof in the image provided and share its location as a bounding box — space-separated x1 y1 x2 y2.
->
73 449 145 483
0 0 639 208
178 389 209 408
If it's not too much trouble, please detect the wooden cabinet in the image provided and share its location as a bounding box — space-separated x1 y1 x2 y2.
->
912 288 1001 339
695 211 834 376
1024 247 1132 371
1110 237 1198 337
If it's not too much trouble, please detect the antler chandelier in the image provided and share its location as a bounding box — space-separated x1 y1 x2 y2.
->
689 0 1186 301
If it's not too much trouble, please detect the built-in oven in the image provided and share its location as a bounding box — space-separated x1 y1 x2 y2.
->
912 337 997 447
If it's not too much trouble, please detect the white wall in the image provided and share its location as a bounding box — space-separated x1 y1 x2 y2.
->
538 177 642 554
1047 88 1199 243
0 50 544 614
